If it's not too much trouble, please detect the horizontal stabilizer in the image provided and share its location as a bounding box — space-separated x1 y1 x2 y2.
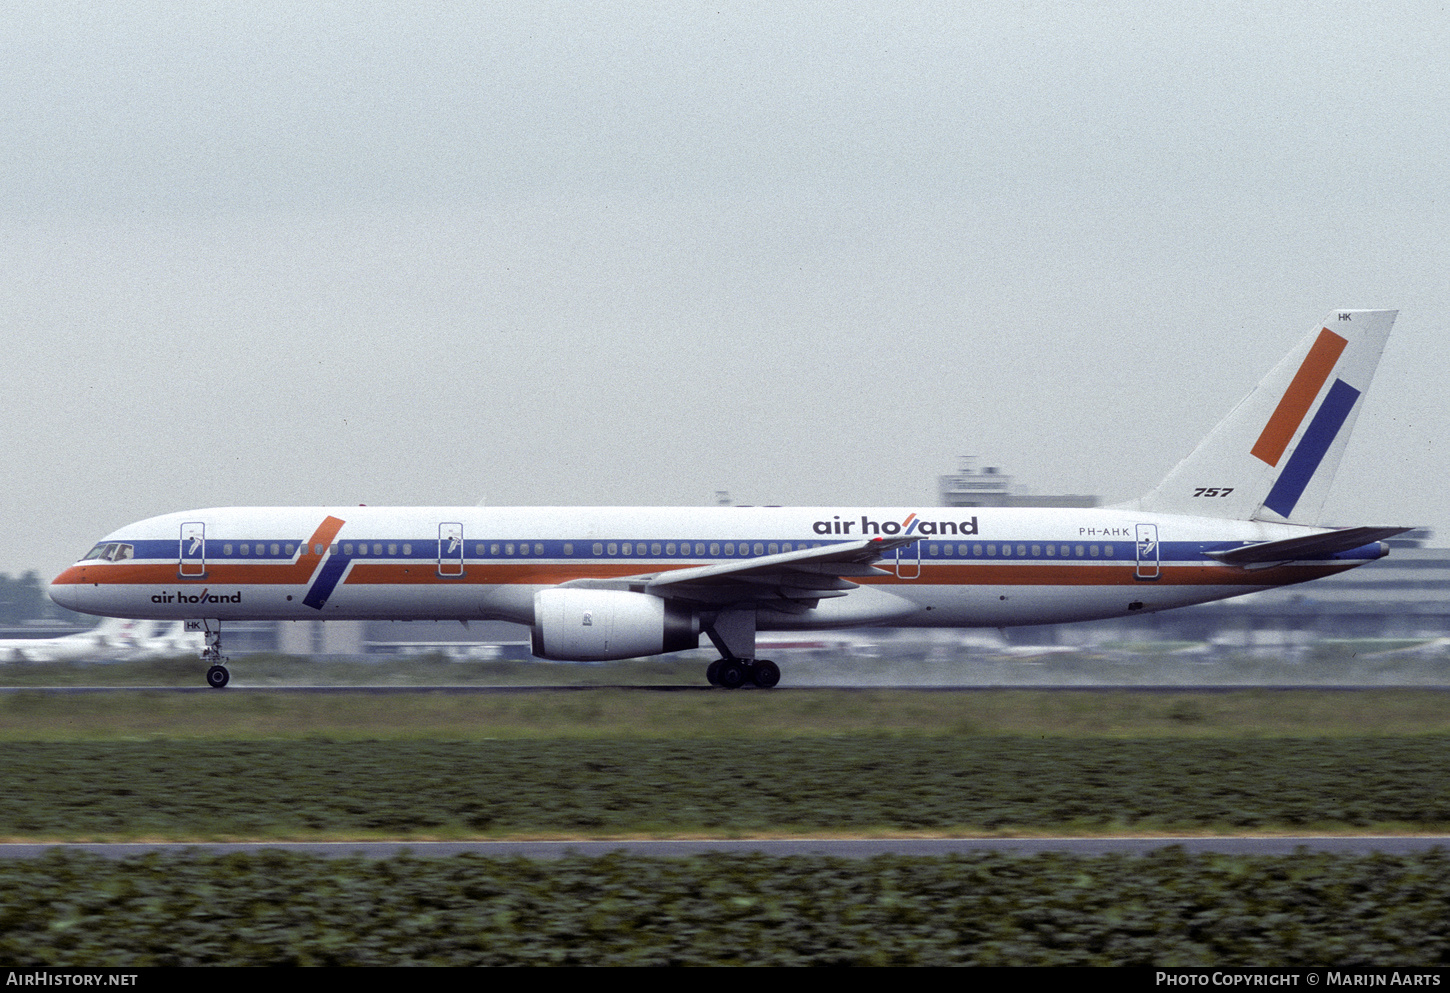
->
1204 526 1410 566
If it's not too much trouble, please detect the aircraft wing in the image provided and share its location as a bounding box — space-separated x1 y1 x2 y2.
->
1204 526 1411 567
559 536 918 612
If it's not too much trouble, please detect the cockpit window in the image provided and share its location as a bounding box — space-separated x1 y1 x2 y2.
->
79 543 134 563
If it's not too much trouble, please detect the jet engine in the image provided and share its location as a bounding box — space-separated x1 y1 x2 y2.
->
531 588 700 661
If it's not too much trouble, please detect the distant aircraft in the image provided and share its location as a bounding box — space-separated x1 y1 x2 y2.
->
50 310 1408 689
134 620 204 658
0 617 146 663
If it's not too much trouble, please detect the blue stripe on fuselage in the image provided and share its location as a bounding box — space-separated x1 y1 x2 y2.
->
303 554 352 610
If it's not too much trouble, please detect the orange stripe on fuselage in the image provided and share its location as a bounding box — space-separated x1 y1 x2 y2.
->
52 516 347 587
54 551 1357 591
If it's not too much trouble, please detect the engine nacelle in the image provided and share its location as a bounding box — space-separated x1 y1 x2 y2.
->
531 588 700 661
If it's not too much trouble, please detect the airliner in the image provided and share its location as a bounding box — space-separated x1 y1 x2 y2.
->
0 617 146 664
50 309 1408 689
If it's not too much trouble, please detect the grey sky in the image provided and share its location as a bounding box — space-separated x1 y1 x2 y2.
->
3 2 1447 580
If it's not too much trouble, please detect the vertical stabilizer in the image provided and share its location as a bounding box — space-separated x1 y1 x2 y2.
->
1134 309 1395 524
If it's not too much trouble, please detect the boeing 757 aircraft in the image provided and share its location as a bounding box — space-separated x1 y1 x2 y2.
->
51 310 1408 689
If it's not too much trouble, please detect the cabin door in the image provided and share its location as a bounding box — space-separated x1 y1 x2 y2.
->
1135 524 1160 580
438 522 464 577
895 540 921 579
179 522 206 578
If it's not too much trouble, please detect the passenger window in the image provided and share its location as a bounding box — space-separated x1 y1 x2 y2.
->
607 543 617 555
1001 545 1011 557
1090 545 1099 557
565 543 574 556
1104 545 1114 557
753 543 764 556
724 544 734 555
286 544 295 555
621 544 631 556
651 543 662 555
242 544 251 556
593 543 603 555
666 543 676 555
1045 545 1055 556
519 543 529 555
709 544 719 556
403 543 411 556
505 544 514 555
1031 545 1040 556
986 545 995 556
341 544 351 555
223 544 233 556
388 544 396 556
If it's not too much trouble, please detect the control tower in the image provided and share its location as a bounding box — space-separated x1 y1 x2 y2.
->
939 457 1098 509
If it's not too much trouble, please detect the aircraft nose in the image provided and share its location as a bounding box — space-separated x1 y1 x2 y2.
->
48 576 80 612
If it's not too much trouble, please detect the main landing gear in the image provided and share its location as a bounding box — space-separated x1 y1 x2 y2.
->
705 658 781 689
201 622 229 689
702 610 779 689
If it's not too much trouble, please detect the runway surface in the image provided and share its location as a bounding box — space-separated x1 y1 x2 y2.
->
4 684 1450 694
4 837 1447 859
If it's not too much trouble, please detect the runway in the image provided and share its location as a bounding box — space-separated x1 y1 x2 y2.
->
4 683 1449 694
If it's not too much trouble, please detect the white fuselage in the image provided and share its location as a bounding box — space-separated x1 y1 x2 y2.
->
48 504 1373 631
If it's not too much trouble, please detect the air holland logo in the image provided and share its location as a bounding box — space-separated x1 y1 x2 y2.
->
812 514 979 537
152 589 242 604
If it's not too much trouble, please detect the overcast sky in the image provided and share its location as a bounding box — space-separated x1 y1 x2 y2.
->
3 2 1447 580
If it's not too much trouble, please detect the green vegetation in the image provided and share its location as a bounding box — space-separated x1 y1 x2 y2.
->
1 685 1448 740
1 736 1448 840
3 849 1448 965
0 682 1445 964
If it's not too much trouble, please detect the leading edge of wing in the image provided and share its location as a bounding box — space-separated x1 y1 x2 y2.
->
643 535 918 589
557 535 917 605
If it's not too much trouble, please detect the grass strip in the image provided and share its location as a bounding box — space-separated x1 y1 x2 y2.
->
3 687 1450 740
1 737 1448 840
3 848 1448 966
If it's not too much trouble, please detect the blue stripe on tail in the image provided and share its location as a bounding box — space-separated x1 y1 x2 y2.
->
1263 379 1361 518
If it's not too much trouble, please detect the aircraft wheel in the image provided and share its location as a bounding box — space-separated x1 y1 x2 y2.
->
716 659 747 689
752 659 780 689
706 660 723 686
206 665 230 689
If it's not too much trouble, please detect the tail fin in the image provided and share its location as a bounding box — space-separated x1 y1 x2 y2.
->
1135 309 1396 524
